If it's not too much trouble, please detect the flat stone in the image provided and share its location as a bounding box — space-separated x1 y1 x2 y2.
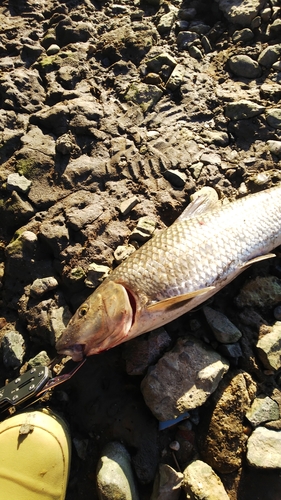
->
119 196 139 216
203 306 242 343
141 336 229 421
247 427 281 468
256 322 281 370
129 217 156 243
7 173 32 193
96 442 139 500
114 244 136 264
225 100 265 120
85 263 111 288
228 55 261 78
246 395 280 427
183 460 229 500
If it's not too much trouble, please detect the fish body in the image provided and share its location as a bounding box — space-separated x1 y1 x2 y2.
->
56 185 281 361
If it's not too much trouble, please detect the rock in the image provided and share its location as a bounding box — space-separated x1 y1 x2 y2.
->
218 342 243 360
129 217 156 243
119 196 139 216
198 371 257 473
7 173 32 194
96 442 139 500
145 52 177 77
124 83 163 113
157 8 178 35
166 65 185 91
232 28 254 43
141 336 229 421
267 19 281 39
266 108 281 129
163 169 187 188
203 306 242 343
114 244 136 264
247 427 281 468
123 327 172 376
182 460 230 500
2 330 25 369
40 216 69 258
216 0 266 26
228 55 262 78
267 140 281 158
0 68 45 113
188 45 203 60
84 263 111 288
246 395 280 427
26 298 72 345
258 44 281 68
46 44 60 55
177 31 200 50
235 276 281 309
30 277 59 298
200 152 221 166
225 100 265 120
256 322 281 370
151 464 183 500
28 350 50 367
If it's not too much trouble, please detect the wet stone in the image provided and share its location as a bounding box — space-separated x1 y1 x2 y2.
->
247 427 281 468
246 395 280 427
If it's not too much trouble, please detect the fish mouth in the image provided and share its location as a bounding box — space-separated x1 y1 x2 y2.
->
57 343 85 362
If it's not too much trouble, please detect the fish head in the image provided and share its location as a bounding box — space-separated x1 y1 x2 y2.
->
56 280 134 361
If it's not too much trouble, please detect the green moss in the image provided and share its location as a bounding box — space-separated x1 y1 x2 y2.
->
16 159 37 178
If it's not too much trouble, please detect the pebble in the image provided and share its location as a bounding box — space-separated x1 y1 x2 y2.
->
119 196 139 216
232 28 254 43
256 321 281 371
141 336 229 421
266 108 281 129
247 427 281 468
203 306 242 344
30 276 59 297
46 44 60 55
151 463 183 500
225 100 265 120
218 342 243 360
188 45 203 60
28 350 50 367
7 173 32 193
267 140 281 158
246 395 280 427
84 263 110 288
228 55 261 79
182 460 229 500
96 442 139 500
129 216 156 243
200 152 221 166
176 31 200 50
2 330 25 369
258 44 281 68
163 169 187 188
166 64 185 91
114 244 136 264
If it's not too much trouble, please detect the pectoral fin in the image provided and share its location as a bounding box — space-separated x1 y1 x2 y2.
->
240 253 276 269
147 286 215 312
176 187 221 222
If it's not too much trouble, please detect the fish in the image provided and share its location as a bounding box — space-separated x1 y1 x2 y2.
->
56 185 281 361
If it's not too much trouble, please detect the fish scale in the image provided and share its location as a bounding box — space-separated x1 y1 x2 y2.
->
56 185 281 360
110 186 281 303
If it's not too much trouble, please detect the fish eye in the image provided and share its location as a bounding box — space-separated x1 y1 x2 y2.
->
78 305 88 318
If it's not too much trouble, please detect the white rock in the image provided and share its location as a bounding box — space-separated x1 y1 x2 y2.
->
247 427 281 468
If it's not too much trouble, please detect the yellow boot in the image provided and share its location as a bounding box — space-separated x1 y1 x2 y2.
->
0 409 71 500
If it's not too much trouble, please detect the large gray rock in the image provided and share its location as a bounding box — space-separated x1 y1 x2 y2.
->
96 442 139 500
141 336 229 421
228 55 262 78
216 0 266 26
183 460 230 500
247 427 281 468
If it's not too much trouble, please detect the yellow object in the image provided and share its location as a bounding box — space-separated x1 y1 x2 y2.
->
0 409 71 500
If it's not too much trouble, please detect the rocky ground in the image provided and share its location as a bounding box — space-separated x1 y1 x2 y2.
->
1 0 281 498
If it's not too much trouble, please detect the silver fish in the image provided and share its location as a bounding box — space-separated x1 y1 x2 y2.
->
56 185 281 361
